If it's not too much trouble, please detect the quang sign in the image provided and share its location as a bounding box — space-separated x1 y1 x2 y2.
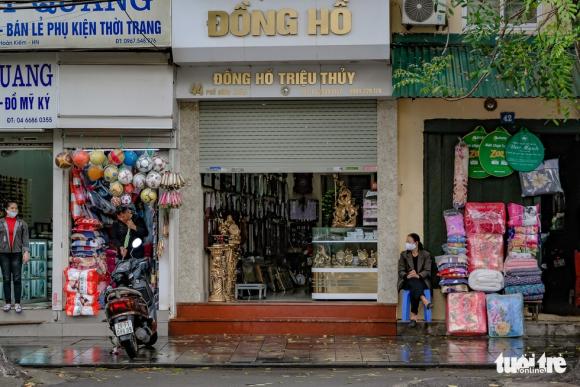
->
0 54 58 129
0 0 171 50
176 64 392 99
172 0 390 63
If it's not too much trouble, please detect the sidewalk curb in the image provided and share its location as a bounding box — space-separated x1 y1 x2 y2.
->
18 362 498 370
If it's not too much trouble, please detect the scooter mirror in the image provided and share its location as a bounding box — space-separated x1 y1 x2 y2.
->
132 238 143 249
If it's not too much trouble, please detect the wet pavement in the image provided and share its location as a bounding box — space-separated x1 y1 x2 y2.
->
0 335 578 368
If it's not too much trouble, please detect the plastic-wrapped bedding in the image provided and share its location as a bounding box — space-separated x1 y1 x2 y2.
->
446 292 487 336
468 269 504 292
486 293 524 337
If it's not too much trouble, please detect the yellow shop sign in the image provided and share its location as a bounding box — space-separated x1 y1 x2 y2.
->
208 0 352 37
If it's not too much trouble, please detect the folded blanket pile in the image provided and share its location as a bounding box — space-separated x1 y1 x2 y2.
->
468 269 504 292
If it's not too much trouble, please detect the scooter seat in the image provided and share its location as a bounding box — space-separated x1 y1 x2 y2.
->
107 287 144 300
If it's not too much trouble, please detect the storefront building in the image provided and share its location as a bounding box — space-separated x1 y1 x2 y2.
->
170 0 398 335
0 2 175 336
391 0 580 328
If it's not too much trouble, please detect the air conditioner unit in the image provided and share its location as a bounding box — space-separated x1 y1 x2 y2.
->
402 0 446 26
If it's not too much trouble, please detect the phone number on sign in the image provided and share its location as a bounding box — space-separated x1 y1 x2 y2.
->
5 117 53 124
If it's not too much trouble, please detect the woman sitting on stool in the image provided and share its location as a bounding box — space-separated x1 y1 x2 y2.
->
397 233 432 327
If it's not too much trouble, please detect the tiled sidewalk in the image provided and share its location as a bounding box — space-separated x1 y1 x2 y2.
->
1 335 578 368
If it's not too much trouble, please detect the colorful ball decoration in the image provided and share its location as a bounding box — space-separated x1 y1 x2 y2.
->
136 154 153 173
123 150 139 167
55 151 73 169
111 196 122 207
140 188 157 205
109 181 124 197
103 165 119 182
124 183 135 194
120 193 133 206
118 168 134 185
107 149 125 166
86 165 104 181
89 150 107 166
72 150 90 169
132 173 147 190
146 171 162 189
152 156 168 172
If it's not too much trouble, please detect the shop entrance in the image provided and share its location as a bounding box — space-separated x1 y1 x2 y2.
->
0 147 53 305
202 172 378 302
199 100 379 303
424 119 580 316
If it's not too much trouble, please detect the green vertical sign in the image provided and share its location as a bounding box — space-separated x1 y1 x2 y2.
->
506 128 545 172
479 127 513 177
463 126 489 179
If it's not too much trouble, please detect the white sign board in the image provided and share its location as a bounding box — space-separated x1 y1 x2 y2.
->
0 54 58 129
172 0 390 63
0 0 170 49
176 64 392 99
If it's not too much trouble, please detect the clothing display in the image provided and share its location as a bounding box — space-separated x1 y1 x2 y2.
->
446 292 487 336
486 293 524 337
468 269 504 293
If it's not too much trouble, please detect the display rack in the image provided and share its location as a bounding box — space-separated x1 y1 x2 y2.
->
311 227 378 300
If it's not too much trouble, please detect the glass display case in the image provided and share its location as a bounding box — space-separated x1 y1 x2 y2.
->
311 227 378 300
0 239 51 304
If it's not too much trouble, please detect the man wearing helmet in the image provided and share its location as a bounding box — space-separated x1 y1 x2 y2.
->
111 206 149 259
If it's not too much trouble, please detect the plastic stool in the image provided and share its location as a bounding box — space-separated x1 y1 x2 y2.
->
401 289 432 322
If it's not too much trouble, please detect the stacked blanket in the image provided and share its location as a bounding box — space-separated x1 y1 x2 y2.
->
439 210 469 294
436 255 469 293
504 245 544 301
468 269 504 292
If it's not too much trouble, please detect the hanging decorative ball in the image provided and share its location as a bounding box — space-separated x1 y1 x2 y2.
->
86 165 104 181
107 149 125 166
123 150 139 167
55 151 73 169
72 150 90 169
111 196 122 207
152 155 168 172
120 193 133 206
89 150 107 166
132 173 147 190
146 171 162 189
136 154 153 173
124 183 135 194
140 188 157 204
103 165 119 182
117 168 134 185
109 181 124 197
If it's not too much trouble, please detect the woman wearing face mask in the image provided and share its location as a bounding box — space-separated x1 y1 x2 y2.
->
397 233 432 327
0 201 30 313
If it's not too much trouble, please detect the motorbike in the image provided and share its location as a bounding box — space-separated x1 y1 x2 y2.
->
105 238 158 358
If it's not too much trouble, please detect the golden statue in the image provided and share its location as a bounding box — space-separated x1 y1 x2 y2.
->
334 250 346 267
344 248 354 266
357 248 368 267
369 250 378 268
332 179 358 228
313 245 331 268
208 244 227 302
209 216 242 302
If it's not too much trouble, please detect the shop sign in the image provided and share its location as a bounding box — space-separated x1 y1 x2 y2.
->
506 128 545 172
177 64 392 99
0 54 58 129
0 0 170 50
463 126 490 179
172 0 389 63
479 128 513 178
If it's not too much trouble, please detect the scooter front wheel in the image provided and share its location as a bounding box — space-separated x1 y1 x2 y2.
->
121 334 138 358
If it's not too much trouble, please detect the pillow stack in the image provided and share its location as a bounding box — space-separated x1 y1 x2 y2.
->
437 210 469 293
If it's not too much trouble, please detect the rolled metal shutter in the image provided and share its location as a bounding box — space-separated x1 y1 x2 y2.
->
199 100 377 173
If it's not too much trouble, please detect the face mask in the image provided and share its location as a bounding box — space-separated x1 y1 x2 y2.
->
6 211 17 218
405 243 417 251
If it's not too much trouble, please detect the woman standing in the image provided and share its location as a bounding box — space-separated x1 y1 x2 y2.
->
397 233 432 327
0 201 30 313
